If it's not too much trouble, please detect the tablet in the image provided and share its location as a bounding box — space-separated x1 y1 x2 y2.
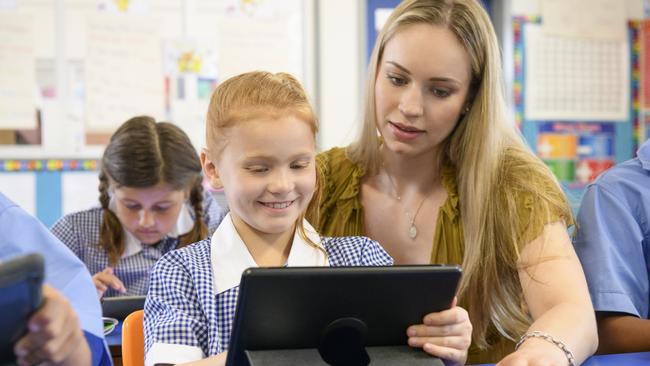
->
101 295 146 320
0 253 44 364
226 265 462 366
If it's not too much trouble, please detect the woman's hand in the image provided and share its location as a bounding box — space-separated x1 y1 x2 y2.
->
406 297 471 365
92 266 126 298
14 285 91 366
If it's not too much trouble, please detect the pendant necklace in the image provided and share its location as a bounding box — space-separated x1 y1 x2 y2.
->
384 168 432 240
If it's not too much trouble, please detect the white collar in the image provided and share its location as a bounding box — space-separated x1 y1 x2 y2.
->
109 196 195 258
210 213 328 295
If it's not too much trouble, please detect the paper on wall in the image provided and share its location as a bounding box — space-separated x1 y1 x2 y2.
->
84 14 164 132
524 24 629 121
541 0 626 40
0 13 37 129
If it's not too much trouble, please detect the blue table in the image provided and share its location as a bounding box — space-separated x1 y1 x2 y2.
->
474 352 650 366
106 321 122 347
105 323 650 366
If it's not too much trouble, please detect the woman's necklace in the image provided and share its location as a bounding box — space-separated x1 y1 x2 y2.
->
384 169 433 240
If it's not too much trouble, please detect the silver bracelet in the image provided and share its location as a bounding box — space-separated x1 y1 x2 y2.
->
515 330 576 366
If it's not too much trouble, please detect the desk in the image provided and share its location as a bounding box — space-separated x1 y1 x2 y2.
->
474 352 650 366
105 324 650 366
106 322 123 366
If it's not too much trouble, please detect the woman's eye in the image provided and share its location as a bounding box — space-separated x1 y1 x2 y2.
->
431 88 451 98
153 206 170 212
388 75 407 86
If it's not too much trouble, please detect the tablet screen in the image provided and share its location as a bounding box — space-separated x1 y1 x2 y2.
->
226 265 461 366
0 253 44 363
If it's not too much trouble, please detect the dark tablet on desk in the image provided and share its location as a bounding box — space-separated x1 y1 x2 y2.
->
101 295 146 320
226 265 462 366
0 253 44 364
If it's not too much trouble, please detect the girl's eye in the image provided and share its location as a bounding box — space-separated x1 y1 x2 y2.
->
125 205 140 211
247 166 268 173
153 206 171 212
291 162 310 170
388 75 407 86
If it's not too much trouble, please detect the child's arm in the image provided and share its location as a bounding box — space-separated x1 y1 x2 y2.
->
169 352 227 366
595 313 650 353
92 266 126 298
145 252 210 366
14 285 91 366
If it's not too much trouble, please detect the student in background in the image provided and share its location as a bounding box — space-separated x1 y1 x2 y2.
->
573 138 650 354
308 0 597 364
51 116 226 298
0 192 111 366
144 71 471 366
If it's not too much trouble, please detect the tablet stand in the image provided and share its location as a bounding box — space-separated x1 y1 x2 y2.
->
244 317 444 366
245 346 444 366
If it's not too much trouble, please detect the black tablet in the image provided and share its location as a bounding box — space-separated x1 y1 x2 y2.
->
0 253 44 364
101 295 146 320
226 265 462 366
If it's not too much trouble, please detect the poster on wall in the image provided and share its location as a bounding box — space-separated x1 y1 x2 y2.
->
536 122 616 187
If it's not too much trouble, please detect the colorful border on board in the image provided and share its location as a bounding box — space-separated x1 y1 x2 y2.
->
0 159 99 172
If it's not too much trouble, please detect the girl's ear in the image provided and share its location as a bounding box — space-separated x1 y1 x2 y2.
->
200 149 223 190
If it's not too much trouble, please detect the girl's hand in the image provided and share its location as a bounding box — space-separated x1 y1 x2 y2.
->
92 267 126 298
406 297 471 366
497 337 569 366
14 285 91 366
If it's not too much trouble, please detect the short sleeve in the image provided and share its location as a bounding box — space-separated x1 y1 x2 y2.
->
51 214 83 256
498 151 573 249
323 236 393 266
144 252 208 365
573 183 648 318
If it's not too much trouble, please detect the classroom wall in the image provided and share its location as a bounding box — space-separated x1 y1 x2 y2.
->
2 0 649 225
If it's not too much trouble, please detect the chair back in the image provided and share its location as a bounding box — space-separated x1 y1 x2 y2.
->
121 309 144 366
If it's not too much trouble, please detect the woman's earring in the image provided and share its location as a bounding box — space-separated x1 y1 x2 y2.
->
463 105 471 114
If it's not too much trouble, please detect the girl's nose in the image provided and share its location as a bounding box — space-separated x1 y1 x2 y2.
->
138 210 155 227
268 170 295 194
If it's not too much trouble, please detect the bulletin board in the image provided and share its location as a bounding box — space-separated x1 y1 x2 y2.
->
0 0 315 226
513 13 641 209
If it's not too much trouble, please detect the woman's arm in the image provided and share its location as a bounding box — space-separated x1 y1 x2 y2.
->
498 221 598 365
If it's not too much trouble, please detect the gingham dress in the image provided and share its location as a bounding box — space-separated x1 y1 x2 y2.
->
144 236 393 359
50 192 226 297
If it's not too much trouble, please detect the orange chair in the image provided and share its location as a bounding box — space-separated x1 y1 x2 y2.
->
121 310 145 366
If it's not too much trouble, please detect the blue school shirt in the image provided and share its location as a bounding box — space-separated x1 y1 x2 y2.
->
0 192 112 366
51 192 226 297
573 138 650 319
143 213 393 366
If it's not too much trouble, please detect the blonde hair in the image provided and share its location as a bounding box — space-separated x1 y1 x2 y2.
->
99 116 207 265
205 71 322 249
348 0 571 348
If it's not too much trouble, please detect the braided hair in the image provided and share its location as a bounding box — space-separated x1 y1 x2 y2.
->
99 116 207 265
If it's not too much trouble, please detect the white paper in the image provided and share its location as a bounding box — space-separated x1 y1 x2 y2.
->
0 173 36 215
196 0 304 81
541 0 626 40
524 24 629 121
85 14 165 132
0 13 37 129
61 171 99 214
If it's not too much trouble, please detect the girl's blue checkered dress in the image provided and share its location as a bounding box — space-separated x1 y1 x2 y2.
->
50 192 227 297
144 234 392 362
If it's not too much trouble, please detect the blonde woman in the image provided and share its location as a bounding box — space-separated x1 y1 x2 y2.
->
309 0 598 364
